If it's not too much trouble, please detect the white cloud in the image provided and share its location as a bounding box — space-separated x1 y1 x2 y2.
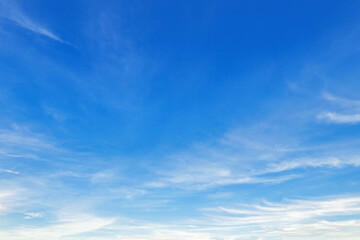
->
114 228 215 240
0 215 115 240
264 156 360 173
322 92 360 108
319 92 360 124
145 162 300 190
318 112 360 124
33 196 359 240
0 125 69 162
0 126 55 150
268 220 360 239
0 0 65 43
143 124 360 190
207 192 233 199
24 212 43 219
0 169 19 175
91 169 117 183
0 188 26 214
0 204 6 212
42 106 66 121
199 196 360 239
213 197 360 222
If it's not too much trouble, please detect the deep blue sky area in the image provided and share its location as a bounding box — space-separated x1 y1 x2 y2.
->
1 1 360 239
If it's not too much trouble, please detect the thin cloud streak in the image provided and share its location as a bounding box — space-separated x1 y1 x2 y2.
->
0 125 65 163
26 196 358 240
143 126 360 190
0 215 115 240
322 92 360 108
319 112 360 124
319 92 360 124
199 196 360 239
0 0 66 43
0 169 19 175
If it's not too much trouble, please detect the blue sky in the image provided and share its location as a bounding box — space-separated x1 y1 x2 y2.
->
1 0 360 239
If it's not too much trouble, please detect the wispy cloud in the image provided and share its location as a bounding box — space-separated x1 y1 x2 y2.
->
23 212 43 219
0 214 115 240
0 169 19 175
319 112 360 123
43 196 360 240
0 187 27 215
0 125 63 161
0 0 65 43
212 197 360 223
322 92 360 108
264 156 360 173
143 125 360 190
319 92 360 124
42 105 67 121
200 196 360 239
145 165 300 190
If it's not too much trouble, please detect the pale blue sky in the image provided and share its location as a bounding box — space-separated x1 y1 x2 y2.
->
1 0 360 239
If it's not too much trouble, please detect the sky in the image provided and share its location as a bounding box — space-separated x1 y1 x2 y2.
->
1 0 360 239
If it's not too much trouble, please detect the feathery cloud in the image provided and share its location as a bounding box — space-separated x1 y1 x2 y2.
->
0 0 65 43
319 112 360 124
319 92 360 124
